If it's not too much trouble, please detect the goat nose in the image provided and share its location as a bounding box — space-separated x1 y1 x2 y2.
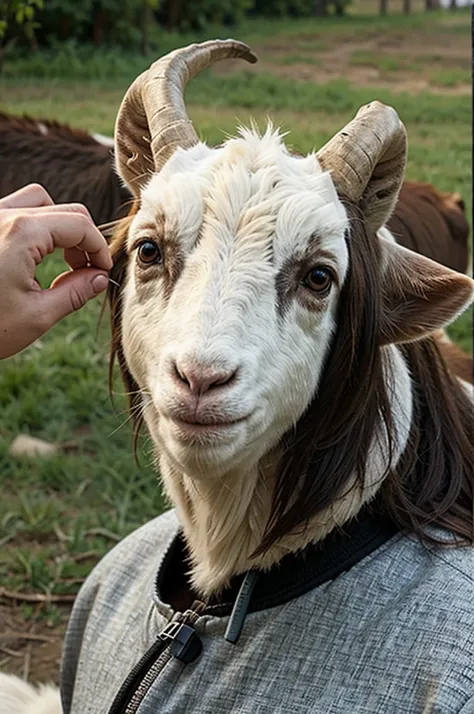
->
173 361 237 395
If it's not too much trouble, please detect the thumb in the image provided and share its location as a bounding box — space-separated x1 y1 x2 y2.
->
39 268 109 328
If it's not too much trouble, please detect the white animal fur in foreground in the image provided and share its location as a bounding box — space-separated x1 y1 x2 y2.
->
0 674 61 714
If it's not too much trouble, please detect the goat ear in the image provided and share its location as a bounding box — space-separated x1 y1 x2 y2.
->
378 237 474 345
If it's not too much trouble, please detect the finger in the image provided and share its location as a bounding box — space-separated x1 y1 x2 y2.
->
36 268 109 329
30 212 113 270
64 246 89 270
2 202 92 219
0 184 53 209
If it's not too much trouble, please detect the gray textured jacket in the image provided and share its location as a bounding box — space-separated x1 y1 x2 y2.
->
60 508 474 714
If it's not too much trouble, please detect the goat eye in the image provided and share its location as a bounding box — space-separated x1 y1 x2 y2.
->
137 240 162 266
303 267 333 294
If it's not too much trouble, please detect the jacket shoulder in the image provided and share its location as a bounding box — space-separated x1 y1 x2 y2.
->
86 508 179 584
60 508 178 713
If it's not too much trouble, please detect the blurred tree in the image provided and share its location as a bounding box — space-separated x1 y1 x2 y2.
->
157 0 252 31
165 0 184 30
32 0 158 49
403 0 410 13
379 0 388 14
3 0 358 53
0 0 43 70
141 0 152 54
251 0 350 18
313 0 328 15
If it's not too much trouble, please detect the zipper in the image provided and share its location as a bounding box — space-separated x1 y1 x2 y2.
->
106 602 205 714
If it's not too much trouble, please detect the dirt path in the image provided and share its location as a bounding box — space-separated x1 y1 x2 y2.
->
214 21 470 96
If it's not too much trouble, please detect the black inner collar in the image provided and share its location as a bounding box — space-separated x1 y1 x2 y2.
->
156 503 398 617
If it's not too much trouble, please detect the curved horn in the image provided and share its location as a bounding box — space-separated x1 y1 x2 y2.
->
317 101 407 233
115 40 258 195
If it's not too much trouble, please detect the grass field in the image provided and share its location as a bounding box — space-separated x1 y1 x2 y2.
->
0 5 472 682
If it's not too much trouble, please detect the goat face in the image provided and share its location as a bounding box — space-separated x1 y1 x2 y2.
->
119 129 349 477
112 41 473 487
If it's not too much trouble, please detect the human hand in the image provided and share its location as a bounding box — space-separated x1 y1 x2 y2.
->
0 184 113 359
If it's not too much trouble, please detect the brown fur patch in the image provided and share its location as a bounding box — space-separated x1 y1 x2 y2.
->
156 212 185 297
107 204 144 455
387 181 469 274
0 111 132 224
0 111 100 145
434 331 473 385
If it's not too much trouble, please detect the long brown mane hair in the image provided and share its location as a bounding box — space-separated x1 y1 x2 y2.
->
107 204 144 455
108 200 474 552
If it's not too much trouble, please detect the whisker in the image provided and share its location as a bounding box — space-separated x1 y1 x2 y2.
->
111 388 151 397
108 402 144 438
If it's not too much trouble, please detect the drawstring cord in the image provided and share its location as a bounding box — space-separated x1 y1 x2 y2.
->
224 571 259 644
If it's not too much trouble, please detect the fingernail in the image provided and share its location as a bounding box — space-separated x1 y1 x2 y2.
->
91 274 109 294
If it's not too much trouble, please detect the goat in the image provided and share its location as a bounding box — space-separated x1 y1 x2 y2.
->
387 180 469 274
2 40 474 714
433 329 473 384
0 112 470 277
0 112 131 225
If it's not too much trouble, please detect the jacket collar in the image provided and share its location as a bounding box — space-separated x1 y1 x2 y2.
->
156 503 398 617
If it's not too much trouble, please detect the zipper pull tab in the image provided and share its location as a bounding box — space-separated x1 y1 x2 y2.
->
159 604 204 664
170 623 202 663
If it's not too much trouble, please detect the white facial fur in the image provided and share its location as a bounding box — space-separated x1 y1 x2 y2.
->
121 127 350 479
115 126 423 593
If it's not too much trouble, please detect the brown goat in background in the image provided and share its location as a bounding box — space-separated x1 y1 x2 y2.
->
0 112 131 225
388 181 469 274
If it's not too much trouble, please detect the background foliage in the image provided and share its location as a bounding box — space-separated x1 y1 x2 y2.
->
2 0 352 52
0 0 454 55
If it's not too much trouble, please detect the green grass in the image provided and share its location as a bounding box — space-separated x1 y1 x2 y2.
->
291 39 329 51
4 73 470 125
0 287 165 597
350 52 471 80
430 67 472 88
0 6 472 603
276 53 322 65
350 51 407 72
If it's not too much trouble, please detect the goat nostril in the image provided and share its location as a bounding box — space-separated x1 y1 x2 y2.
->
174 362 190 386
172 361 238 394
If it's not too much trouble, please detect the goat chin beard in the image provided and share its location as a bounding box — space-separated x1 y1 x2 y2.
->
148 346 412 597
157 448 386 597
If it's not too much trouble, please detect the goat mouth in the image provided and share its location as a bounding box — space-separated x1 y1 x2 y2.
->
168 415 248 443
